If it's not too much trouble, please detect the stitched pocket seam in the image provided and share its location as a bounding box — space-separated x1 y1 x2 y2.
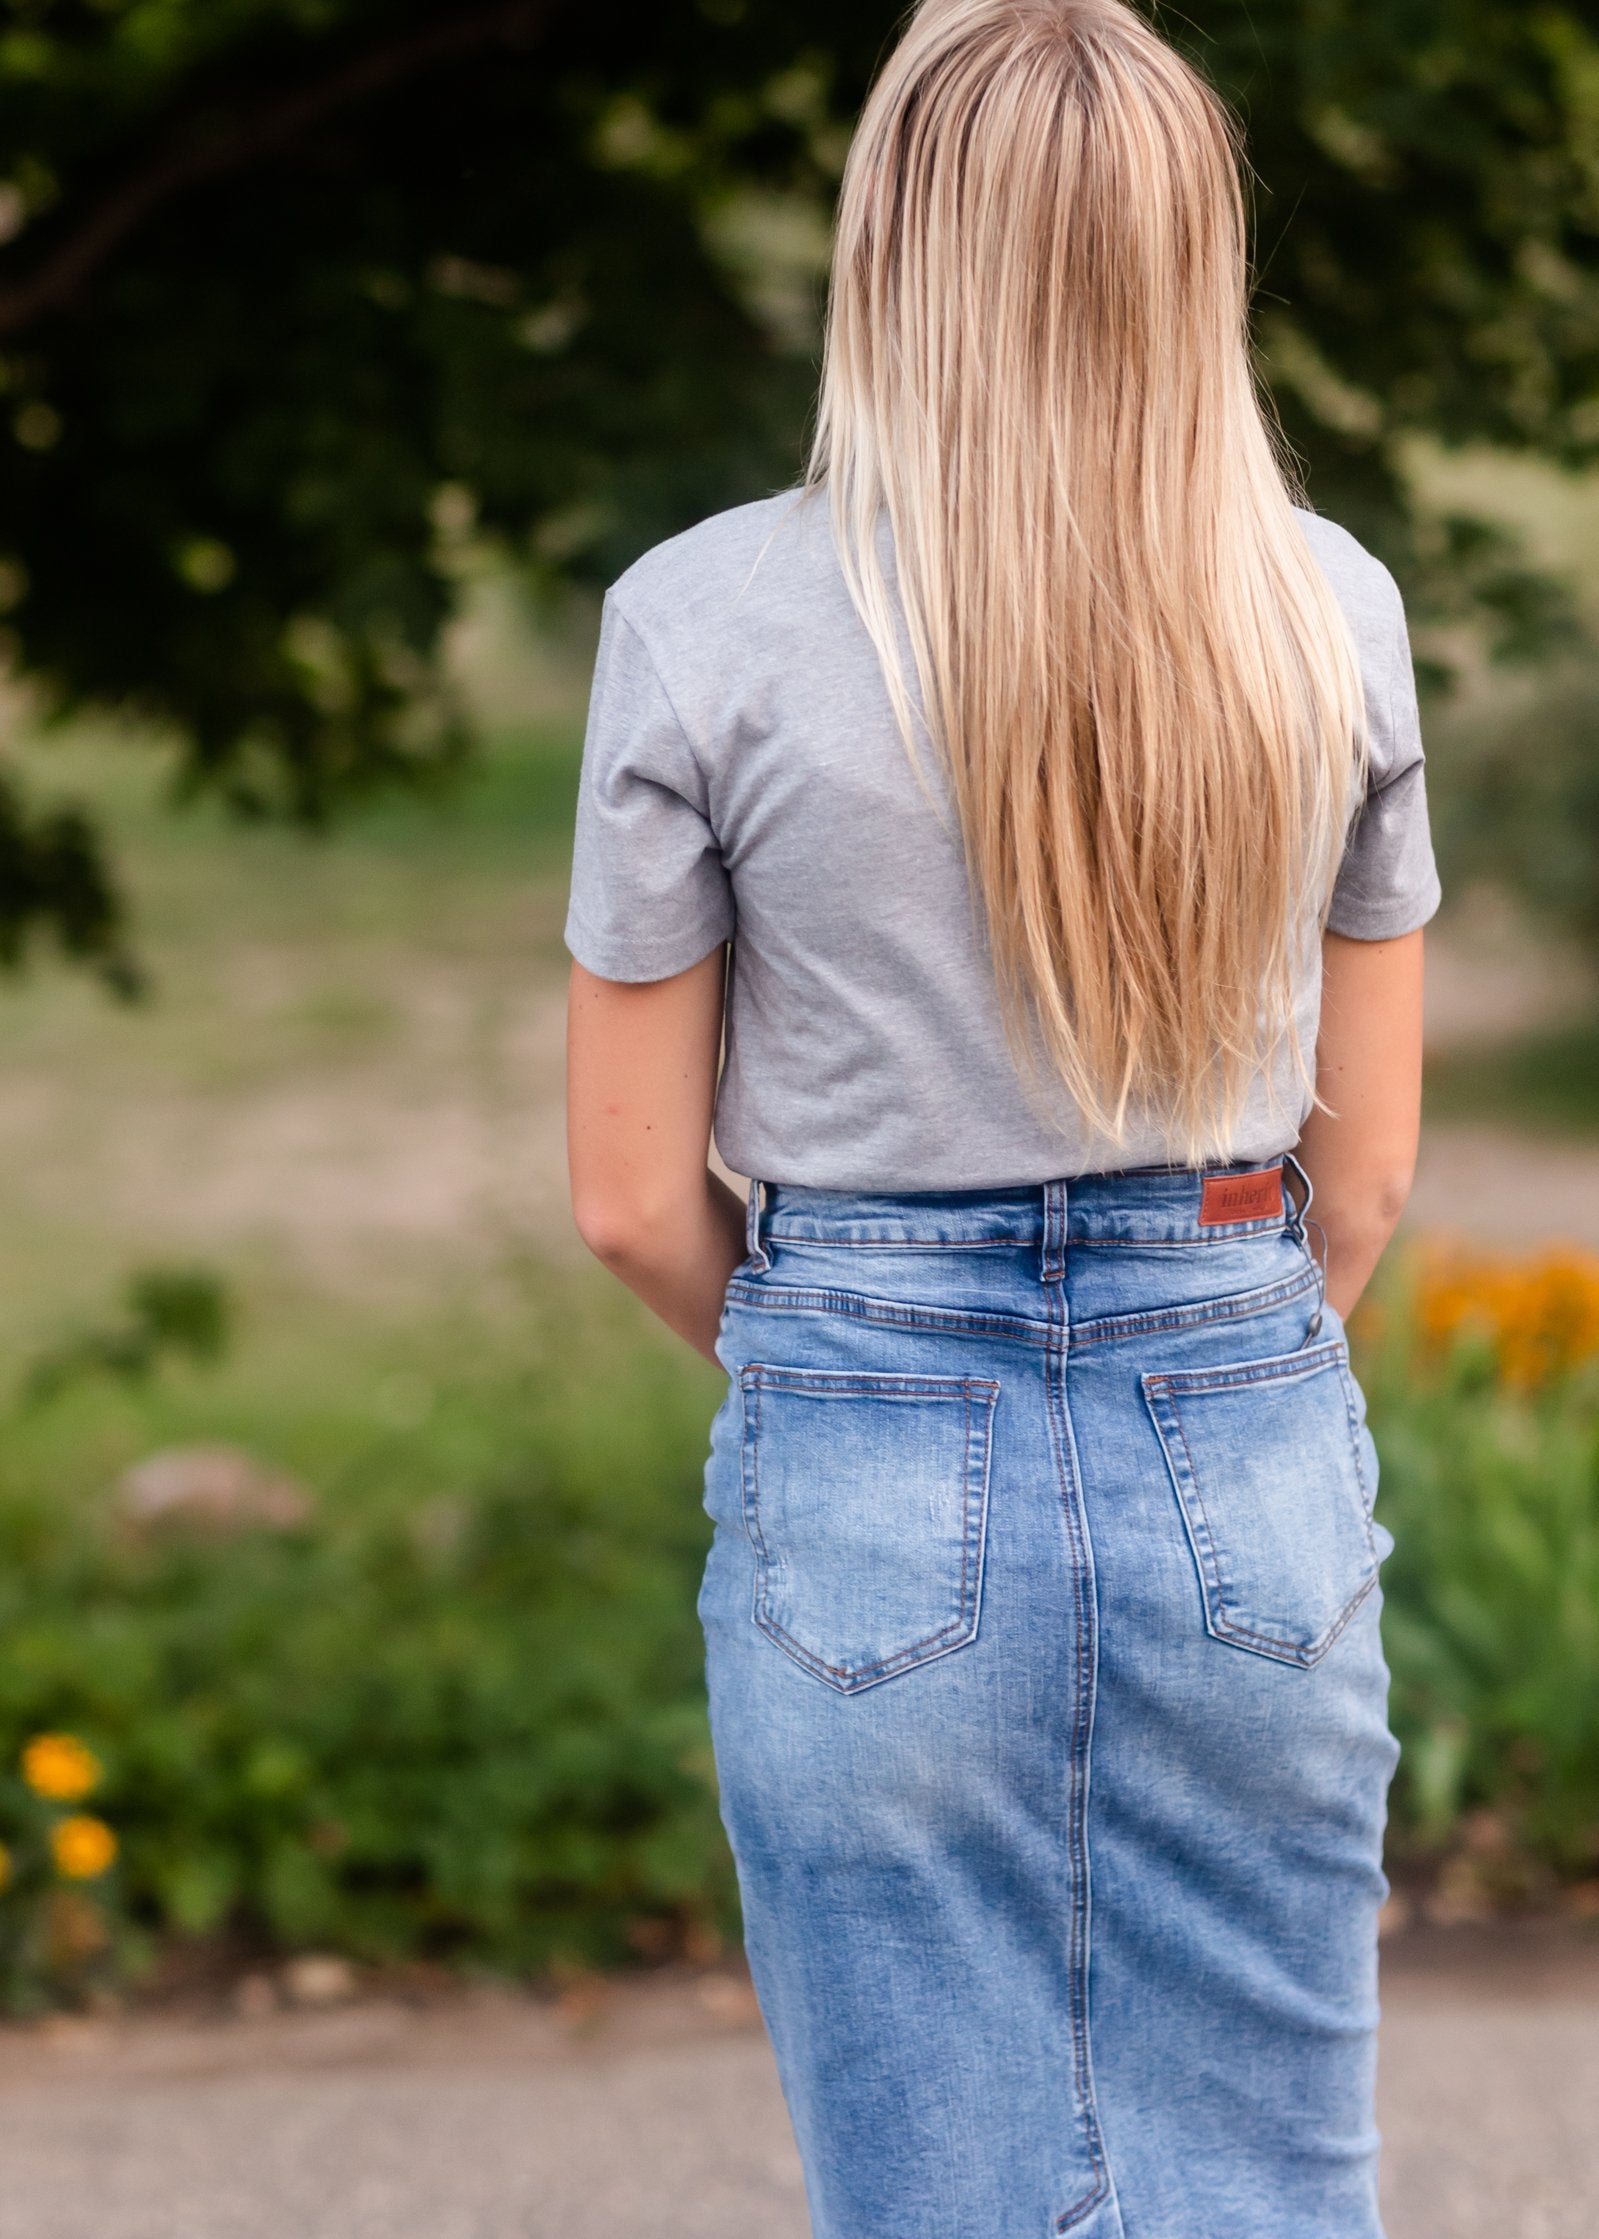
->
1142 1345 1378 1669
738 1365 998 1694
724 1264 1319 1353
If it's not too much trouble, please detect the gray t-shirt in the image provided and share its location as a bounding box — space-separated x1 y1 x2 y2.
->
564 490 1439 1190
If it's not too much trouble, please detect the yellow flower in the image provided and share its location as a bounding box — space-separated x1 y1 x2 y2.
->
1413 1242 1599 1391
21 1733 102 1803
0 1841 11 1893
51 1815 117 1880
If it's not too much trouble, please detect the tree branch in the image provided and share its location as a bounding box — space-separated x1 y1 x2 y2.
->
0 0 559 338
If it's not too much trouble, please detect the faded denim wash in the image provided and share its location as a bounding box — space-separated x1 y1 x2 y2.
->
699 1162 1398 2239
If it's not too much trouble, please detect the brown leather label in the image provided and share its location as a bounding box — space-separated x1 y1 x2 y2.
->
1199 1167 1283 1227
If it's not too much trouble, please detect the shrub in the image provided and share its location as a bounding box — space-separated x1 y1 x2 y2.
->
1360 1243 1599 1898
0 1280 733 1993
21 1266 231 1407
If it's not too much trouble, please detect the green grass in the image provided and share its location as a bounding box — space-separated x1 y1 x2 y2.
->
0 700 589 1354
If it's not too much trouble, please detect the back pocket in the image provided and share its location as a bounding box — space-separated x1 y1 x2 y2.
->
739 1363 998 1694
1142 1339 1377 1669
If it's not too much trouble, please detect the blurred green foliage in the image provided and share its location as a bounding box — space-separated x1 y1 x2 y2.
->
1426 1018 1599 1136
3 1 1599 965
0 768 133 992
1363 1261 1599 1899
1431 655 1599 968
0 1275 733 1983
22 1264 230 1404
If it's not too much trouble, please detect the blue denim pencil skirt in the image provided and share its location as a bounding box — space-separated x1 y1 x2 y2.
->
698 1162 1398 2239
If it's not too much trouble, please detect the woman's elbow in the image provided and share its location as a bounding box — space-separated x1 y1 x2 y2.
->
1330 1160 1414 1264
1372 1162 1415 1233
570 1181 684 1274
572 1186 641 1271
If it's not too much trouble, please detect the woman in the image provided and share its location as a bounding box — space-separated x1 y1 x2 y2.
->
564 3 1435 2233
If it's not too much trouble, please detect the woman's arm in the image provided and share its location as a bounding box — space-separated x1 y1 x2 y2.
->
1292 928 1426 1320
566 951 747 1364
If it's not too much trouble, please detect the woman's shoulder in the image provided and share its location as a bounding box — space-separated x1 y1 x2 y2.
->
1293 508 1422 779
608 487 833 644
1292 506 1405 641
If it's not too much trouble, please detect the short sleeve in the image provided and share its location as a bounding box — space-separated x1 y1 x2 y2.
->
564 596 734 981
1326 570 1442 940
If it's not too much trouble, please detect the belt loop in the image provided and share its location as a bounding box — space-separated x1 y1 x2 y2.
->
1041 1179 1068 1285
1281 1150 1314 1240
1282 1153 1328 1340
745 1179 771 1272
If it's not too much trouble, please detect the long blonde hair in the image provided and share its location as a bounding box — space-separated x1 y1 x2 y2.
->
808 0 1364 1159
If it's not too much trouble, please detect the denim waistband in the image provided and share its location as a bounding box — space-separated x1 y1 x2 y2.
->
750 1158 1309 1257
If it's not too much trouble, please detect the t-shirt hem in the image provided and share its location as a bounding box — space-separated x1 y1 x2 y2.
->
1324 876 1442 943
717 1133 1312 1194
565 910 732 984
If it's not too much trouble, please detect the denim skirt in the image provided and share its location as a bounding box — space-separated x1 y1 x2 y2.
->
698 1162 1398 2239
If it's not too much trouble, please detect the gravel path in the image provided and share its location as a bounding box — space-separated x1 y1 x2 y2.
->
2 1930 1595 2239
